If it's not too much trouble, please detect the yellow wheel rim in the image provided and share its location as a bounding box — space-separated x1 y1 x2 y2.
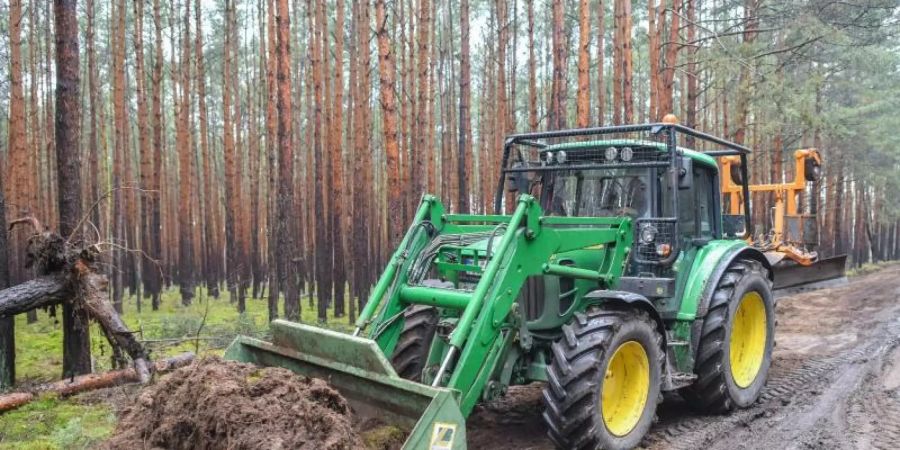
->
601 341 650 437
729 291 767 388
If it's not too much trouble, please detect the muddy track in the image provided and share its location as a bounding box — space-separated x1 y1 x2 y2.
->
467 265 900 450
643 316 900 450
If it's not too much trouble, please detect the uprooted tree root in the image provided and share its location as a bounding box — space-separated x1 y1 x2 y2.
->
103 357 364 450
0 217 152 380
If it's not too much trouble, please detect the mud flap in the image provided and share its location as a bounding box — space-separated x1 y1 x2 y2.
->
224 320 466 449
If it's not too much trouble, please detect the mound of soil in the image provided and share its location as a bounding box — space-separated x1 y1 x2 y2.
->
103 357 362 450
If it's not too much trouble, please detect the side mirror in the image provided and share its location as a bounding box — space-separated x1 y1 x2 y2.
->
722 214 747 238
677 157 693 190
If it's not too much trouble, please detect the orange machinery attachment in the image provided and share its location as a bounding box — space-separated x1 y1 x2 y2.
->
721 149 823 266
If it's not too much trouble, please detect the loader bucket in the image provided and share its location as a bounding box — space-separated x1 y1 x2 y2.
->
224 320 466 450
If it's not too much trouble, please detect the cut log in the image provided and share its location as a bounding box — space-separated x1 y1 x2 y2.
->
0 353 195 413
0 393 34 412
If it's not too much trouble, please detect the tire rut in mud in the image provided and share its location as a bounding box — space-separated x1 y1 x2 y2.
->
845 334 900 450
641 318 900 450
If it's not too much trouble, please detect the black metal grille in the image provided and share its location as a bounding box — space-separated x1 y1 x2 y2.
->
509 130 671 169
634 218 677 264
544 144 669 166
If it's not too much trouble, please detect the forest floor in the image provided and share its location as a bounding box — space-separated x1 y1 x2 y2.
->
0 288 355 449
467 262 900 450
1 264 898 449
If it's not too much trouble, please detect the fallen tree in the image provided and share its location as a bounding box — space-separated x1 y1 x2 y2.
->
0 217 153 383
0 353 195 413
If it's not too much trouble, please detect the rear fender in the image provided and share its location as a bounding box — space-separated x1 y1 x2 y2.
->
695 246 772 318
583 290 667 350
679 242 772 322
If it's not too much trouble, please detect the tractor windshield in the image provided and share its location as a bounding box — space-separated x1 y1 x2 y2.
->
543 168 651 218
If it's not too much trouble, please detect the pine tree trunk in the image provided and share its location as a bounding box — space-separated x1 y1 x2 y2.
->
134 0 151 311
331 0 347 318
7 0 28 291
621 0 634 123
415 0 431 197
458 0 472 211
347 0 359 319
550 0 566 130
111 0 128 314
194 0 219 301
86 0 101 244
276 0 299 320
612 0 622 124
685 0 698 130
595 0 606 124
733 0 758 145
648 0 659 120
355 0 373 312
265 0 280 321
223 0 240 306
5 0 37 323
149 0 164 311
310 0 328 322
176 0 194 306
661 0 681 117
0 167 12 388
576 0 591 127
54 0 92 379
376 0 402 246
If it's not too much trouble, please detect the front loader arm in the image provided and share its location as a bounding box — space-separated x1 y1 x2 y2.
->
355 194 633 416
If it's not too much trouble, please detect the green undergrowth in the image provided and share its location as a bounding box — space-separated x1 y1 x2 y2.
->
2 286 357 449
0 393 115 450
13 286 354 383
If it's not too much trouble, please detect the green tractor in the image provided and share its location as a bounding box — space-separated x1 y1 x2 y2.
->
225 123 775 449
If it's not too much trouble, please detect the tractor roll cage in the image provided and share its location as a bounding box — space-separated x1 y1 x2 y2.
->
494 123 753 243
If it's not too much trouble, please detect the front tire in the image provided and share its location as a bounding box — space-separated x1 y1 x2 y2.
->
389 305 438 381
683 258 774 412
542 308 663 450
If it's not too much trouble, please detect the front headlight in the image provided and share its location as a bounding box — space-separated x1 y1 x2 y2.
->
605 147 618 162
640 224 658 244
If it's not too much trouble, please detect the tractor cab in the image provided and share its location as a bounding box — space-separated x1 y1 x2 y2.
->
498 124 753 324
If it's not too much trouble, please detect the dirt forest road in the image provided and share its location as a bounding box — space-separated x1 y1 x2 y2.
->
467 264 900 450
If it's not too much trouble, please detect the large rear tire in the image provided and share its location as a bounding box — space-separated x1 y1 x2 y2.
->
542 308 663 450
683 258 774 412
389 305 438 381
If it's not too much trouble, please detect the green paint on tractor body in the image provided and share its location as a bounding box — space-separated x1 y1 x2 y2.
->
226 124 769 449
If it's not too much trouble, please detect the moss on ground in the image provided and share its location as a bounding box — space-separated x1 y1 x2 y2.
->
0 393 116 449
3 286 356 448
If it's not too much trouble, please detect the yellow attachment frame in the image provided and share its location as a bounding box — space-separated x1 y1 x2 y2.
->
721 149 821 266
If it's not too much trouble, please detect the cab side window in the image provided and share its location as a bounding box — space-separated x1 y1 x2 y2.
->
660 164 718 239
694 167 716 238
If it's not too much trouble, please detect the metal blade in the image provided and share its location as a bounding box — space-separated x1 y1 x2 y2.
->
773 254 848 292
